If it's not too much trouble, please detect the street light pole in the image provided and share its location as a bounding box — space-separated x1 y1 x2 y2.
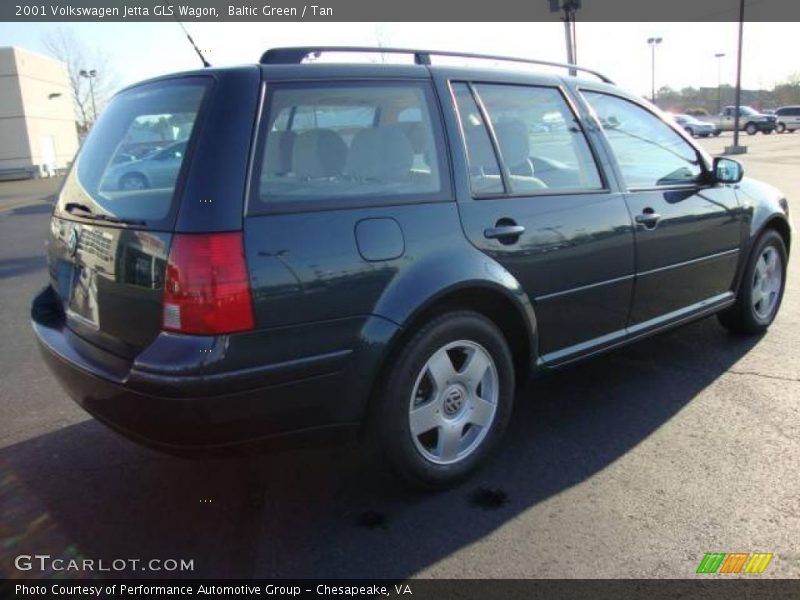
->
725 0 747 154
550 1 581 76
647 37 663 104
79 69 97 125
715 52 726 114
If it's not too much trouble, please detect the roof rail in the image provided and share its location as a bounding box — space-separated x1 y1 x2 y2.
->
259 47 614 84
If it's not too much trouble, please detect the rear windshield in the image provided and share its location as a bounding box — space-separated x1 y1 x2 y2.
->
250 81 448 213
56 78 210 229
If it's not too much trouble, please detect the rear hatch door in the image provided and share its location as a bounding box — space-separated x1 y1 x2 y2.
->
48 78 211 359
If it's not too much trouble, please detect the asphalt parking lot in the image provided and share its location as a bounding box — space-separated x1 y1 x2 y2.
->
0 132 798 580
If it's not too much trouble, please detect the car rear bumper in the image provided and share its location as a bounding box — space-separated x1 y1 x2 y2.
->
31 286 362 450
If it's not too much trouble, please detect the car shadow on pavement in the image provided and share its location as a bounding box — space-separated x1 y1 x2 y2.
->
0 317 761 579
7 203 55 216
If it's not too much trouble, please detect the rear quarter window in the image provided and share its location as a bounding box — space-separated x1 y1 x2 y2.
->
249 81 450 214
56 78 210 229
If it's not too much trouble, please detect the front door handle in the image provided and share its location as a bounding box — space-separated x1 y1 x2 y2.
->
635 209 661 229
484 224 526 241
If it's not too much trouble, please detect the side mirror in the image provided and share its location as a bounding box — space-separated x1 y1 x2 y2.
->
713 157 744 184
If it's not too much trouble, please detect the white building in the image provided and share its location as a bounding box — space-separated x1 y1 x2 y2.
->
0 46 79 179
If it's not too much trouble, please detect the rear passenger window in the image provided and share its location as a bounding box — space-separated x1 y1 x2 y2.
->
253 82 446 210
452 83 504 195
473 84 603 194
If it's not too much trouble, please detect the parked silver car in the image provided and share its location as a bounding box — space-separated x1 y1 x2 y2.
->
672 114 718 138
102 141 187 191
775 106 800 133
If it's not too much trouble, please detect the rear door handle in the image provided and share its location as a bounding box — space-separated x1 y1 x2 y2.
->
484 225 526 241
635 210 661 228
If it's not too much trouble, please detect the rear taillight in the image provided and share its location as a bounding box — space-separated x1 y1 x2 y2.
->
162 232 255 335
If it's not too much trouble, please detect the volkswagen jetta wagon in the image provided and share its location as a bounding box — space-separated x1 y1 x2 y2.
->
32 47 791 488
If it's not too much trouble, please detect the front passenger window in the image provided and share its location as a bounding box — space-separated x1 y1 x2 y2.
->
583 91 704 189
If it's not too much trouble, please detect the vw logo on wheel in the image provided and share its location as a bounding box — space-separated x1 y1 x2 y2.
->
443 386 465 416
67 227 79 256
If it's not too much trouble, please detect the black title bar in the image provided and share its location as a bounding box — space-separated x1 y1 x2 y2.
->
4 0 800 22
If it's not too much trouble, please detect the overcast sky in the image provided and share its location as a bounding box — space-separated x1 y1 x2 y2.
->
2 21 798 97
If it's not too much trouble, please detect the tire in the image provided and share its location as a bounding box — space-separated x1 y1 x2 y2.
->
718 230 787 335
685 127 695 137
713 130 722 137
776 122 786 133
745 122 758 135
119 172 149 191
375 311 515 489
700 133 710 138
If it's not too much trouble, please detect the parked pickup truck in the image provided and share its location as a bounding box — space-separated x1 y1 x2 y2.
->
711 106 777 135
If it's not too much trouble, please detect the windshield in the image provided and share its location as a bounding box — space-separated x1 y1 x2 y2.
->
56 78 210 229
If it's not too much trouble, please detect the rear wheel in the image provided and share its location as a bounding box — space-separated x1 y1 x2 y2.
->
718 230 787 334
685 127 695 137
776 122 787 133
119 172 148 191
376 311 514 489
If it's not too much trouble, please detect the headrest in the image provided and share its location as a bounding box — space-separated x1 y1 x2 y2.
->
399 121 428 154
346 127 414 180
493 119 530 166
464 126 499 169
292 129 347 178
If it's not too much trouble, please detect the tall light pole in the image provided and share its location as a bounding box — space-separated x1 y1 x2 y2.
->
550 1 581 76
79 69 97 125
647 37 663 104
725 0 747 155
714 53 726 114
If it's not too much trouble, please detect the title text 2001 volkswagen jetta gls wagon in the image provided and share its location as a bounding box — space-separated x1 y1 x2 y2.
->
32 47 791 489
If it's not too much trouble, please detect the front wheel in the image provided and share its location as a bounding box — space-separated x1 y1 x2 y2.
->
745 122 758 135
776 122 787 133
119 172 148 191
718 230 787 334
376 311 515 489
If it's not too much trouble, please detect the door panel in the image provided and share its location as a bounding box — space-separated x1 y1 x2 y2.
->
624 186 742 323
582 90 744 325
458 195 635 355
449 81 635 359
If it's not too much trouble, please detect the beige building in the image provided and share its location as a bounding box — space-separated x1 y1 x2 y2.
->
0 46 79 179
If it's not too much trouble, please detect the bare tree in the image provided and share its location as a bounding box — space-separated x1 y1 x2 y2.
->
42 27 119 131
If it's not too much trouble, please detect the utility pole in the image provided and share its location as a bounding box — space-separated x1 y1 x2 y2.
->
550 1 580 76
647 37 663 104
726 0 747 154
79 69 97 125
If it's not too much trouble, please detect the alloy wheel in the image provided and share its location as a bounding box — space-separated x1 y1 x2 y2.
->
408 340 499 465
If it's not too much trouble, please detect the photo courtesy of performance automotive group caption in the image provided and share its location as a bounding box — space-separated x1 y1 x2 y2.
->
1 1 800 598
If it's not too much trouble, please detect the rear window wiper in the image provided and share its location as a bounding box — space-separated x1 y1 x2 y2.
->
63 202 147 226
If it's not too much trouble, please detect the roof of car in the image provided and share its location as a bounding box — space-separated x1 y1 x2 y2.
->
258 46 615 83
117 48 632 105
